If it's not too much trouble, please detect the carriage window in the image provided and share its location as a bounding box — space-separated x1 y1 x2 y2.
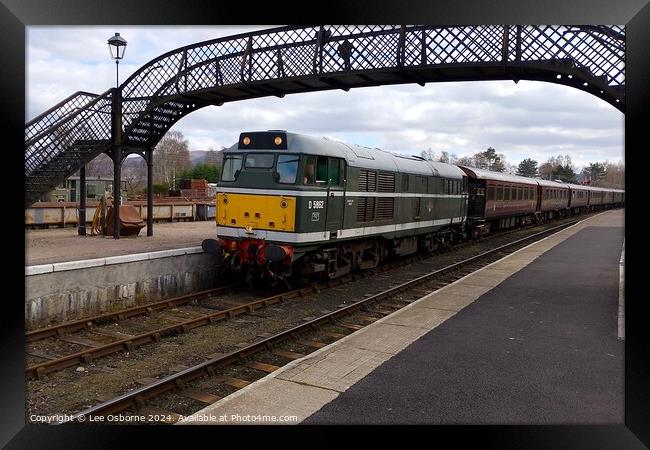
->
504 187 510 201
245 153 274 168
497 185 504 200
517 187 523 200
276 154 299 184
222 155 243 181
487 186 496 200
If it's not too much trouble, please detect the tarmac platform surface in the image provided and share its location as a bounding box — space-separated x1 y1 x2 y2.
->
178 209 624 425
25 221 217 266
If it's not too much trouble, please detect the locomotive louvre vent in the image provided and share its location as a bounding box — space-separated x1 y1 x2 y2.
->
377 172 396 192
359 170 377 192
356 197 376 222
376 198 394 219
414 197 421 218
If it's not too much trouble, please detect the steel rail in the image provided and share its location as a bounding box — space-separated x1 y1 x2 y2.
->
26 284 240 342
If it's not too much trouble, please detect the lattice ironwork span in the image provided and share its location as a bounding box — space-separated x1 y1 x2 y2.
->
25 25 625 206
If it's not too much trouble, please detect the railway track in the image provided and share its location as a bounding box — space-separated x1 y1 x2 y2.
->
25 214 594 381
26 285 240 342
60 218 580 424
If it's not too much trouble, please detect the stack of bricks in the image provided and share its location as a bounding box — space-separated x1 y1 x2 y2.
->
179 179 208 198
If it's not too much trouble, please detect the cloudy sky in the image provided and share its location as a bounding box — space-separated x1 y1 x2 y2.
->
26 26 624 171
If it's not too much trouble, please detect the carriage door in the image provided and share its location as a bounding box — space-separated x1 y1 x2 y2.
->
467 178 485 218
323 157 345 234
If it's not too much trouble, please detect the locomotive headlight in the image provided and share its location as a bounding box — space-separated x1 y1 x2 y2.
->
280 199 288 208
274 136 283 146
242 136 251 145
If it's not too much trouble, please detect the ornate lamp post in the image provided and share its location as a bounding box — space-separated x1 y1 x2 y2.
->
107 33 127 238
107 32 127 87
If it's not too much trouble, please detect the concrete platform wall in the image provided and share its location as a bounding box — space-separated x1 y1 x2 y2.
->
25 248 217 329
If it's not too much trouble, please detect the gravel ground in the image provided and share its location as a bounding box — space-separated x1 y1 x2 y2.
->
24 216 591 420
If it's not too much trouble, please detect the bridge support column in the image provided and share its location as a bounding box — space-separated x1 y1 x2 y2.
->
111 88 123 239
78 164 86 236
146 147 154 236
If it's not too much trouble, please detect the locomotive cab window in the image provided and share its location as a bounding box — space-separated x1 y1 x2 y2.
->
245 153 274 168
276 154 299 184
316 157 328 185
222 155 243 181
327 158 344 187
303 156 344 186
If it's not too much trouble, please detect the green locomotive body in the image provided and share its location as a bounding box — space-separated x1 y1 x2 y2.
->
208 131 468 283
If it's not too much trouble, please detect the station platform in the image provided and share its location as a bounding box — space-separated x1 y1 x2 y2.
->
25 221 217 266
179 209 624 425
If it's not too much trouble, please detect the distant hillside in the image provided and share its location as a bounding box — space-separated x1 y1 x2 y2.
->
189 148 224 166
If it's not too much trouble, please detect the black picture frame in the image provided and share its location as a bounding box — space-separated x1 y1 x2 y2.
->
5 0 647 448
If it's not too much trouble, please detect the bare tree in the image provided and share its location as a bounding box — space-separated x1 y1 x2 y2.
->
153 130 191 188
538 161 554 180
85 153 114 177
420 148 435 160
204 147 223 167
455 156 475 167
603 161 624 188
122 157 147 195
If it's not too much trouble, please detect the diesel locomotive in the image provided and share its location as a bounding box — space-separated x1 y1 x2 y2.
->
202 131 624 285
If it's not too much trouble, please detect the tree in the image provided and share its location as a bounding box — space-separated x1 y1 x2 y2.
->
516 158 538 178
472 147 504 172
581 162 607 185
204 148 223 167
539 155 575 182
122 157 147 195
179 164 221 183
153 130 191 189
85 153 114 177
491 156 506 172
603 161 624 188
420 148 435 161
552 163 577 183
538 161 554 180
455 156 474 168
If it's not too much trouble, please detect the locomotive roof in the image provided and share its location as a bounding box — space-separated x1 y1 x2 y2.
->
229 131 465 179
